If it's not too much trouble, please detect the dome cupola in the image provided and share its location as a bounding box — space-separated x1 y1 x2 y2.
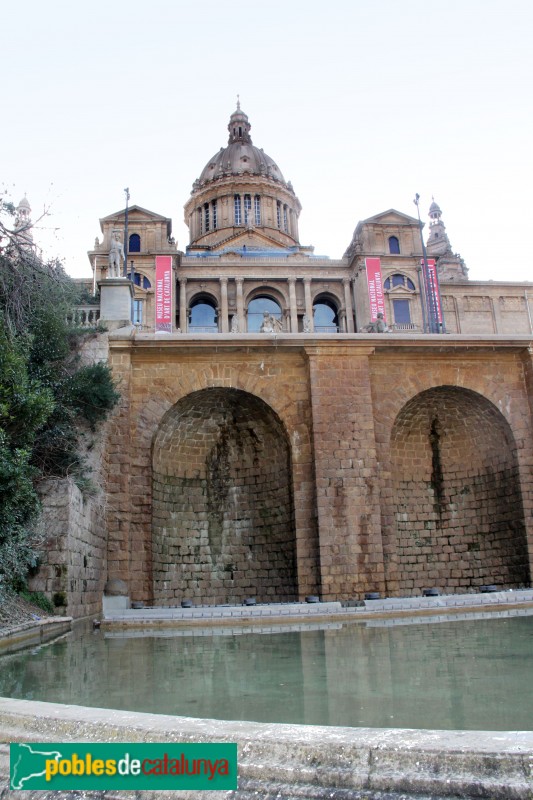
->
184 103 301 253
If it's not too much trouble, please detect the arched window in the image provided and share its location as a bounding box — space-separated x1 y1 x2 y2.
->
247 296 282 332
132 272 151 290
189 297 218 332
313 298 339 332
254 195 261 225
384 274 415 291
388 236 400 254
129 233 141 252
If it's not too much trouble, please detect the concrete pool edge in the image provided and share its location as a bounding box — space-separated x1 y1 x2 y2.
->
100 590 533 631
0 698 532 799
0 617 72 655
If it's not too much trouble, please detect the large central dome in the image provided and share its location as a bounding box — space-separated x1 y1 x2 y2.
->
184 104 301 253
196 104 286 187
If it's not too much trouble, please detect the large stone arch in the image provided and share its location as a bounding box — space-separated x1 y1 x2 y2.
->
383 385 530 595
151 387 297 605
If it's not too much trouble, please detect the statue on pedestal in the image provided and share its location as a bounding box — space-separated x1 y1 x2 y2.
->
108 232 124 278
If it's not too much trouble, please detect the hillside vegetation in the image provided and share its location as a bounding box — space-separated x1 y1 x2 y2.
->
0 198 119 595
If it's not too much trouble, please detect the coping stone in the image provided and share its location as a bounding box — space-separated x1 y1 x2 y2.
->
0 698 531 800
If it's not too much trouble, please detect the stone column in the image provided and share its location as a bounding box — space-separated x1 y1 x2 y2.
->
236 278 245 331
304 278 314 332
351 277 358 331
339 309 347 332
289 278 298 332
220 277 229 332
179 277 187 332
343 278 355 333
306 344 385 600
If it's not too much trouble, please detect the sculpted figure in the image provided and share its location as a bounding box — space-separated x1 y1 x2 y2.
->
260 311 282 333
302 313 311 333
365 312 391 333
108 232 124 278
231 314 239 333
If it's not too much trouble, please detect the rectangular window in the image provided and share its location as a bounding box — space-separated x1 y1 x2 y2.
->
393 299 411 324
283 205 288 233
254 195 261 225
198 208 203 235
234 195 241 225
204 203 210 232
276 200 281 229
133 300 143 325
212 199 217 229
244 194 252 224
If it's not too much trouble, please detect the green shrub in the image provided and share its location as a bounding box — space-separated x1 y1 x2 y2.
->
19 590 55 615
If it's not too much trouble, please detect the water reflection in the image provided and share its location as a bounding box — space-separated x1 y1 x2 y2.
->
1 614 532 730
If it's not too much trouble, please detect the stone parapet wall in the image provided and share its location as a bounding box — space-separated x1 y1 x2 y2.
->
100 333 533 605
2 698 533 799
32 331 533 611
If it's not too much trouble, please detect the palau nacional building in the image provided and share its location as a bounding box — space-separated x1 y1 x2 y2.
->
31 104 533 617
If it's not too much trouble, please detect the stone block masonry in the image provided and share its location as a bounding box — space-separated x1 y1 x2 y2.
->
152 388 296 605
99 333 533 610
306 345 386 600
40 332 533 615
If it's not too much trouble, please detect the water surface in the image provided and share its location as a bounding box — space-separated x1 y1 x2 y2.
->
1 613 532 730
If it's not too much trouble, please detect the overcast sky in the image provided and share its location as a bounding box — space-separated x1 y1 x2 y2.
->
3 0 532 281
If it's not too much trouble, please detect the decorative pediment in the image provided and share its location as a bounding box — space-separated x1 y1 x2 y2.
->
361 209 420 227
100 205 172 236
386 284 415 295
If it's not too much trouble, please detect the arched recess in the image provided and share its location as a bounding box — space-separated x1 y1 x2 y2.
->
247 295 283 332
313 293 340 332
189 293 218 332
152 388 297 605
385 386 530 594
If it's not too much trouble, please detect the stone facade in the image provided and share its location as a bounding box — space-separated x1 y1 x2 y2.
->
35 104 533 616
94 332 533 609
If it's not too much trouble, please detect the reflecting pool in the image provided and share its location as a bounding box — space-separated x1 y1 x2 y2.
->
1 612 532 730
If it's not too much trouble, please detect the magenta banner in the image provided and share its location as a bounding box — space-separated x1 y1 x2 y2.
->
365 257 386 321
155 256 172 333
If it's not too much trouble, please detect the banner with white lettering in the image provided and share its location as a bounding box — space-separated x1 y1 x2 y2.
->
155 256 172 333
425 258 443 325
365 257 386 321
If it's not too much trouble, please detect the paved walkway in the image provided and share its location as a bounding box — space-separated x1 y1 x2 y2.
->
102 589 533 626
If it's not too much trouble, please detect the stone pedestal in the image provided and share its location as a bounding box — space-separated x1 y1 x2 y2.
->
98 278 134 329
